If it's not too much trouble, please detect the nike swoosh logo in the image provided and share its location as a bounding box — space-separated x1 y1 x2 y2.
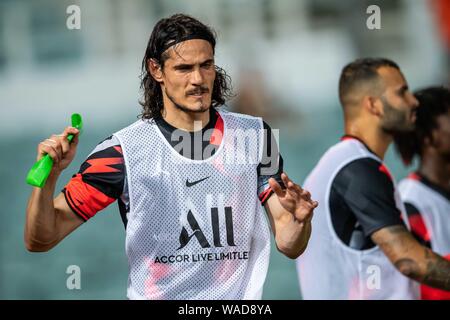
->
186 176 210 187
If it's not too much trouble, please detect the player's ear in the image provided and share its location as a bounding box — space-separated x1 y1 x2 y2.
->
148 59 163 83
365 95 383 117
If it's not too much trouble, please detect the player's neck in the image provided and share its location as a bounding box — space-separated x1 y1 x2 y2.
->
344 121 391 160
419 155 450 192
161 104 210 132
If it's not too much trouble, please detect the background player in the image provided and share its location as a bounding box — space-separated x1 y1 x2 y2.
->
394 86 450 299
296 58 450 299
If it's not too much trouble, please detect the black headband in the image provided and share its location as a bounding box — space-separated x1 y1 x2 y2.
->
156 32 215 59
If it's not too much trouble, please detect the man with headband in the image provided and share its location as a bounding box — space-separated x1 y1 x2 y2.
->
24 14 318 299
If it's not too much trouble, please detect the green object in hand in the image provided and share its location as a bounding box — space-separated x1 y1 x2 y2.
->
26 113 83 188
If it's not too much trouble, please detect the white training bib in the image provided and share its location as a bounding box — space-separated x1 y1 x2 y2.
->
399 177 450 256
296 139 419 300
114 110 271 300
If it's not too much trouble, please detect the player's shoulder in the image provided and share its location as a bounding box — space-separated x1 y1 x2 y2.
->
334 138 379 158
87 135 122 158
114 118 157 136
218 109 269 138
338 157 394 187
314 138 375 170
400 173 450 203
218 108 263 123
398 174 419 191
342 157 383 173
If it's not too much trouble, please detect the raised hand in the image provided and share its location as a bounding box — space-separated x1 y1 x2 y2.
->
37 126 80 174
269 173 318 223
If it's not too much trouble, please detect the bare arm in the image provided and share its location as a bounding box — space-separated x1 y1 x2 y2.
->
24 126 83 252
372 225 450 291
264 173 317 259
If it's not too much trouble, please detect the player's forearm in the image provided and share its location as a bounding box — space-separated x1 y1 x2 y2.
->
25 171 61 250
373 225 450 291
395 247 450 291
275 214 312 259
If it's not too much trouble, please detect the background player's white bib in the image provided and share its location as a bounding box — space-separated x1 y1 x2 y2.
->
296 139 419 300
115 110 271 300
399 178 450 256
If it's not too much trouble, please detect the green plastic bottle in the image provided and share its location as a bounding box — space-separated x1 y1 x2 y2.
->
26 114 83 188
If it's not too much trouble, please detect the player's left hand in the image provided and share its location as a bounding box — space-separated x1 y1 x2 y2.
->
269 173 318 223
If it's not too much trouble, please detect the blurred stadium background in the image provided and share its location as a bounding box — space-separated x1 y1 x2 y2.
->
0 0 448 299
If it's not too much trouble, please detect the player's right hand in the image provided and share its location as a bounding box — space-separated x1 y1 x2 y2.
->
36 126 80 173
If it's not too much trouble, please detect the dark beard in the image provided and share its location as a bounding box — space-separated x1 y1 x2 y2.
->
165 88 210 113
381 97 415 135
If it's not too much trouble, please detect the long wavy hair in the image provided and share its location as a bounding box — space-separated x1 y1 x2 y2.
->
139 14 233 119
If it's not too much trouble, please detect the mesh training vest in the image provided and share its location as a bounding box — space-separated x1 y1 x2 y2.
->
399 177 450 256
296 139 419 300
114 110 271 300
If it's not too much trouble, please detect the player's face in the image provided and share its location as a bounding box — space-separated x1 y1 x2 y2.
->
433 110 450 161
378 67 419 133
160 39 216 113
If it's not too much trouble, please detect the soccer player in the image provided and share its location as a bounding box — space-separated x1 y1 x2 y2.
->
296 58 450 299
394 86 450 299
24 14 317 300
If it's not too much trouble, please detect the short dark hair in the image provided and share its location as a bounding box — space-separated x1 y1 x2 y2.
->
394 86 450 165
338 58 400 108
139 14 232 119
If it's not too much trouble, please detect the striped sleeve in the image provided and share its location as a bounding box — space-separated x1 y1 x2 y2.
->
404 202 431 248
258 121 284 205
62 135 125 221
